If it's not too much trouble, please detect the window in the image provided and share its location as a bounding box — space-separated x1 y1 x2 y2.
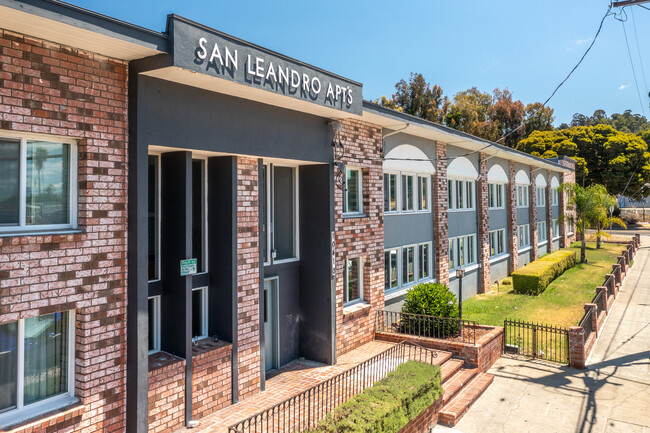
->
0 136 77 233
192 288 208 340
488 183 505 209
148 155 159 281
192 159 206 272
536 187 546 207
344 168 362 214
402 245 415 285
518 224 530 248
516 185 529 208
269 165 297 262
553 219 560 238
418 175 429 211
537 221 547 242
383 173 398 213
0 312 75 421
448 179 475 210
489 229 506 257
345 258 363 304
552 188 559 206
402 174 415 212
148 296 161 353
449 235 476 270
419 243 431 280
384 249 399 291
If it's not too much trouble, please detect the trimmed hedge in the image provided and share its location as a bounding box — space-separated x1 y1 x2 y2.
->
512 250 576 295
309 361 442 432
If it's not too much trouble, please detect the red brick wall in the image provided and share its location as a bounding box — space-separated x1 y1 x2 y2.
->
0 30 128 432
433 143 449 285
546 170 553 253
148 354 185 433
236 157 261 400
397 396 443 433
529 166 538 261
477 153 490 293
191 340 232 419
507 162 518 272
335 119 384 355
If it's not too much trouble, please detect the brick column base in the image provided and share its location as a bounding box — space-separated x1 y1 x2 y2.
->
597 286 608 313
568 326 585 369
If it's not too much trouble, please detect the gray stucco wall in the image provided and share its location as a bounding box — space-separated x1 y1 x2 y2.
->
552 204 559 219
490 256 509 282
384 213 433 248
553 239 560 250
449 268 479 301
517 208 530 225
538 243 548 257
537 206 546 223
383 132 437 161
518 250 532 268
489 209 508 232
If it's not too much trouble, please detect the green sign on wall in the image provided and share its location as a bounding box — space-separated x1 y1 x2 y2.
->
180 258 197 276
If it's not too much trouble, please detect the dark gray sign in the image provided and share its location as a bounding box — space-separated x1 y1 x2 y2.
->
170 16 362 115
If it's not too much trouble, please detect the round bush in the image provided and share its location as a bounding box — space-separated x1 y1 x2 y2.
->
401 282 459 318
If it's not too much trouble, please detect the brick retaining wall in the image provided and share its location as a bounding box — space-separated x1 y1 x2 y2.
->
191 340 232 420
398 395 444 433
148 353 185 433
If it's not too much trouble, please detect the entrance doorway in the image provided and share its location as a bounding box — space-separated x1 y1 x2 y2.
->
264 278 279 371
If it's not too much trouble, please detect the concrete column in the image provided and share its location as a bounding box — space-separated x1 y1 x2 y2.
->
434 142 450 285
546 170 553 253
568 326 585 369
529 166 538 261
507 161 518 273
477 153 490 293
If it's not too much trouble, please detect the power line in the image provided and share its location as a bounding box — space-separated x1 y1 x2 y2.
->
630 8 648 98
621 19 647 115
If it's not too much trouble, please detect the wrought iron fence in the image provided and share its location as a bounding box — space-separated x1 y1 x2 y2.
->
503 319 569 364
580 307 594 344
228 341 439 433
605 275 614 298
375 310 477 345
593 290 604 315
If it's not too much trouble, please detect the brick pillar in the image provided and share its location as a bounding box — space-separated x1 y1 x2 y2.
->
529 167 538 261
546 170 553 253
507 161 518 273
597 286 608 313
236 157 261 401
434 142 450 285
477 153 490 293
618 255 627 275
584 303 598 336
569 326 585 369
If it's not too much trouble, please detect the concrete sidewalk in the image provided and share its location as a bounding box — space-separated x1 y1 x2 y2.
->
436 239 650 433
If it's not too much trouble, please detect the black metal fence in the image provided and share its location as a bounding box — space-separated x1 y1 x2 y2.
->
228 342 439 433
375 310 478 345
593 290 604 315
580 307 594 344
503 319 569 364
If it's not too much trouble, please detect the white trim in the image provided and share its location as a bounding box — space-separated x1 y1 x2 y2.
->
384 286 409 301
515 169 530 185
401 244 417 286
447 156 478 179
417 174 431 213
344 257 364 306
550 176 560 188
535 173 548 187
538 240 548 246
148 296 161 354
265 163 300 264
418 241 433 281
384 144 435 174
489 253 510 264
343 166 363 215
488 183 505 209
518 246 532 253
487 164 509 183
383 171 400 214
401 172 416 213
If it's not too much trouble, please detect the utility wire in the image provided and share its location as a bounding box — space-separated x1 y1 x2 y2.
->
630 9 648 99
621 19 647 116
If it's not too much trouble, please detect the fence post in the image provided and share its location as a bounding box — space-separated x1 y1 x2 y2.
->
584 303 598 337
612 265 621 290
617 256 627 275
568 326 585 369
623 250 630 267
597 286 608 314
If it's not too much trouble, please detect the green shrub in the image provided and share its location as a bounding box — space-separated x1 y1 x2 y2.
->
310 361 442 432
402 282 459 318
512 250 576 295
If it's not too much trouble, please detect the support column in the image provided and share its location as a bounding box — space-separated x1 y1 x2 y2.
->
585 303 598 336
434 142 450 285
568 326 585 369
477 153 490 293
507 162 518 273
529 167 538 261
597 286 609 313
546 170 553 253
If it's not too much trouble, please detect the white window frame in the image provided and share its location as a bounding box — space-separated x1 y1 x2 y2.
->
192 156 209 274
516 185 529 208
537 221 547 242
448 178 475 211
518 224 530 249
263 162 300 265
488 183 505 209
417 175 430 212
148 153 162 282
449 234 477 271
383 172 399 214
536 187 546 207
418 241 432 281
384 248 400 292
344 167 363 215
192 287 208 341
401 173 416 212
401 244 417 286
552 188 559 206
344 257 364 306
552 218 560 239
0 131 78 234
148 296 161 354
489 228 506 257
0 311 77 427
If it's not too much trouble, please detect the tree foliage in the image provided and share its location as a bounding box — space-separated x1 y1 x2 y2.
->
377 73 449 123
518 125 650 196
567 109 650 134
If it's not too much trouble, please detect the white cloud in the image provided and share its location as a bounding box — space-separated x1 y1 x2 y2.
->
575 38 593 46
619 84 630 90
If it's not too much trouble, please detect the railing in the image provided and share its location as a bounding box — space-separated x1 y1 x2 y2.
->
580 307 594 344
228 341 439 433
593 290 604 315
605 275 614 298
375 310 478 345
503 319 569 364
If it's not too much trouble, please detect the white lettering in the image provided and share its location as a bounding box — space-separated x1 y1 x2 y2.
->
247 55 256 76
255 57 264 77
347 87 353 105
335 85 342 100
209 43 224 66
290 69 301 88
326 83 335 100
265 62 277 82
197 37 208 60
225 47 238 70
302 74 310 92
278 67 289 85
311 77 321 94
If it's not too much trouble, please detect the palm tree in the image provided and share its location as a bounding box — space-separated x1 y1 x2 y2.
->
558 183 602 263
592 186 626 249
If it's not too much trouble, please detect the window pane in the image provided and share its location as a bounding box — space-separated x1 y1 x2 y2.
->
383 174 389 212
273 166 295 260
406 176 414 210
148 298 157 352
0 321 17 412
449 239 455 269
419 177 428 210
420 244 429 279
24 312 69 405
346 169 359 213
148 156 158 280
262 165 268 260
192 160 205 272
389 174 397 211
457 181 463 208
390 250 398 288
0 140 20 226
26 142 69 226
447 180 453 209
347 259 360 302
467 182 473 208
192 289 205 338
402 247 414 284
384 251 390 290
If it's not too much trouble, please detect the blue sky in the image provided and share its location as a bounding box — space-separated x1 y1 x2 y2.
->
68 0 650 125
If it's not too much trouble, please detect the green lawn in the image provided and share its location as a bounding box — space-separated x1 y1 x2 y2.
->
463 241 626 327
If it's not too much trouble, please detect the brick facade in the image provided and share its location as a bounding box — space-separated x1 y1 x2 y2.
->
147 354 185 433
434 143 450 285
236 157 261 400
335 118 384 355
477 153 490 293
506 162 518 273
397 396 443 433
529 166 538 261
546 170 553 253
191 340 232 419
0 30 128 432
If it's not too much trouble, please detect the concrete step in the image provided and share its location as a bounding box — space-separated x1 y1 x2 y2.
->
439 372 495 427
440 359 464 384
441 368 478 405
432 350 453 366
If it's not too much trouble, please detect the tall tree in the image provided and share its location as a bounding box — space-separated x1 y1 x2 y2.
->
489 88 525 148
560 184 606 263
377 73 449 123
524 102 555 137
568 109 650 134
445 87 498 141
